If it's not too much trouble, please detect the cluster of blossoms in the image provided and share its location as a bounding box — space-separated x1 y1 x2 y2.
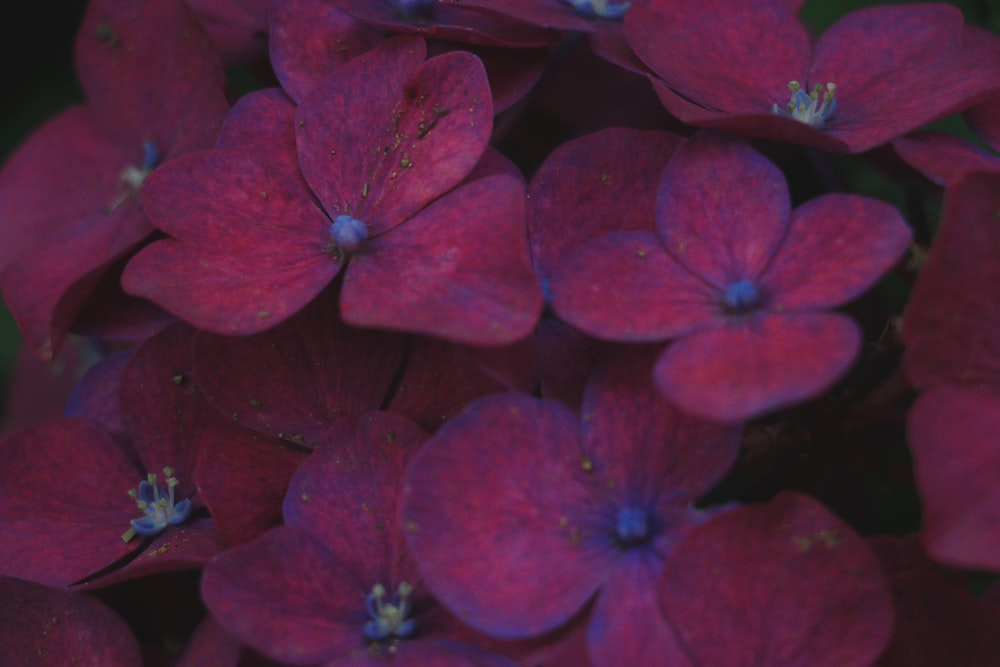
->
2 0 1000 665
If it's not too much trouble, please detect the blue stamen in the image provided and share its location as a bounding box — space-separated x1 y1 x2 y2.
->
393 0 435 19
771 81 837 127
363 583 417 641
330 214 369 253
723 279 760 312
142 140 161 170
562 0 630 19
122 467 191 542
616 506 650 544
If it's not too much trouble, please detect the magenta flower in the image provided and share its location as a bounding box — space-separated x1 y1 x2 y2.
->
658 492 893 667
124 37 541 344
202 411 519 666
550 131 911 421
902 171 1000 570
0 324 225 587
0 576 142 666
0 0 228 360
625 0 1000 153
401 348 741 665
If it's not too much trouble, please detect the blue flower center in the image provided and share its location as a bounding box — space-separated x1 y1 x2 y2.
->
722 279 761 312
562 0 631 19
616 506 651 545
330 214 369 253
771 80 837 127
393 0 436 20
121 466 192 542
107 140 161 213
364 582 417 641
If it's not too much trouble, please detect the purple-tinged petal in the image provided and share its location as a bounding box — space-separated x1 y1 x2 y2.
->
550 231 719 342
528 128 681 280
455 0 596 32
966 90 1000 153
186 0 269 66
626 0 808 117
75 0 226 155
202 526 366 664
296 38 492 234
64 349 133 452
0 336 99 438
655 313 861 421
386 336 511 433
341 175 542 344
659 492 893 667
194 294 404 446
269 0 384 104
76 518 226 589
0 419 141 586
403 393 605 638
902 172 1000 390
656 132 791 287
214 88 297 155
120 323 210 500
811 8 1000 153
195 418 307 546
70 260 177 343
908 385 1000 570
588 560 691 667
0 576 142 666
534 316 607 412
174 615 243 667
284 412 429 586
446 42 545 114
123 149 339 335
328 0 557 47
582 345 742 499
367 639 520 667
761 194 911 311
894 132 1000 187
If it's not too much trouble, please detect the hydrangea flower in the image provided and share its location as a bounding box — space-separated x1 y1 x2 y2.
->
401 347 742 665
202 411 519 666
0 0 228 360
658 492 893 667
123 37 542 345
625 0 1000 153
551 131 911 421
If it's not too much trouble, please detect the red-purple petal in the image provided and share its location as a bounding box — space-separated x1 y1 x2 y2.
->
341 175 542 344
894 131 1000 187
908 385 1000 570
654 312 861 421
761 194 910 310
550 231 720 342
659 492 893 667
0 576 142 666
656 132 791 286
403 393 604 638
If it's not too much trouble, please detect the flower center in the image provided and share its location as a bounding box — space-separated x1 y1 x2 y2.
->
561 0 630 19
722 279 761 312
616 506 651 546
393 0 436 20
364 582 417 641
121 466 192 542
107 140 161 213
330 214 369 254
771 81 837 128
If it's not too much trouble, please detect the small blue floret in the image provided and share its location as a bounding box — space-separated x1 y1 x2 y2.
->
771 81 837 128
562 0 631 19
364 583 417 641
142 140 161 170
616 506 650 543
123 467 191 540
723 279 760 312
330 214 369 253
394 0 435 19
